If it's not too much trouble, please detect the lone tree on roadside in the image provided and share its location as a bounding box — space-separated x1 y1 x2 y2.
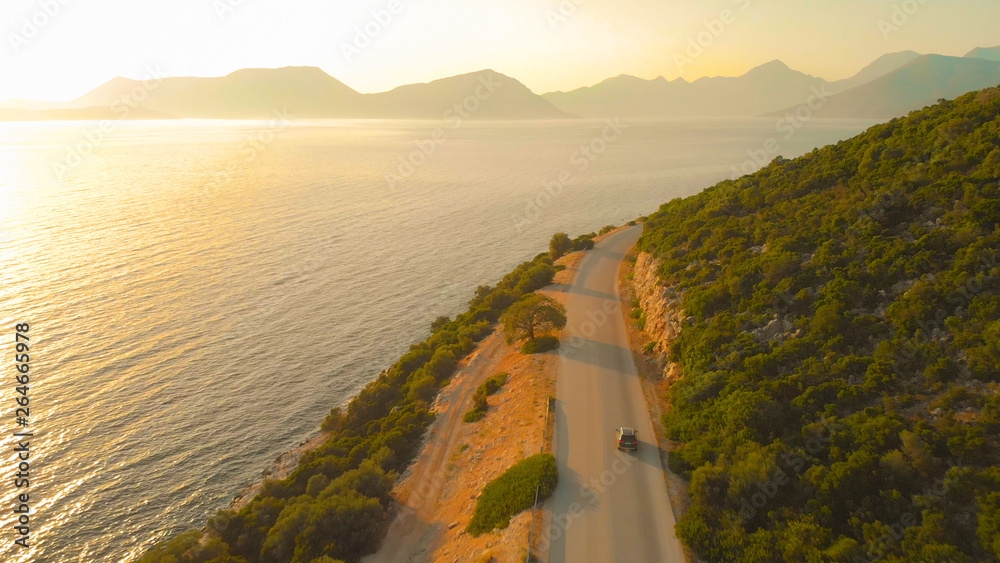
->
502 294 567 343
549 232 573 260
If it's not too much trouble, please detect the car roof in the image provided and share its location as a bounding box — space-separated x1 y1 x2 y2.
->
620 427 635 435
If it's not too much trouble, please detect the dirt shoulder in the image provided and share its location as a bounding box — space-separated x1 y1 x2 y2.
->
365 254 582 563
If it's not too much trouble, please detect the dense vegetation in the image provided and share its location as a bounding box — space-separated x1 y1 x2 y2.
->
550 230 602 260
464 372 509 423
521 334 560 354
140 253 562 563
638 86 1000 561
467 453 558 536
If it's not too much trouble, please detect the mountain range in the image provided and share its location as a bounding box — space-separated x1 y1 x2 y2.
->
3 45 999 121
545 49 1000 119
768 54 1000 118
0 68 570 121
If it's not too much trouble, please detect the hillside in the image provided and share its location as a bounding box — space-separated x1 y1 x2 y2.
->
773 55 1000 118
637 86 1000 561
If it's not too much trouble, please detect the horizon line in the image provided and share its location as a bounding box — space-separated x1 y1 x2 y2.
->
6 45 995 104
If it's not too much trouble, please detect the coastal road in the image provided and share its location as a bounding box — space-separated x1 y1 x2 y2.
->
548 225 686 563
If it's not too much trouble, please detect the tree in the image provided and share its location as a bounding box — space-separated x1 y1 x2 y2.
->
501 294 567 343
549 232 573 260
572 235 595 251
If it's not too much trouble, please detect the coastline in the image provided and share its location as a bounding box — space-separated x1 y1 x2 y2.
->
144 227 621 562
223 238 606 517
227 429 332 512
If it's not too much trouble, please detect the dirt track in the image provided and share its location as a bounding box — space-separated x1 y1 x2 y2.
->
365 259 581 563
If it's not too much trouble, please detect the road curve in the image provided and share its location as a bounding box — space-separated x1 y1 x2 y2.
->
547 225 686 563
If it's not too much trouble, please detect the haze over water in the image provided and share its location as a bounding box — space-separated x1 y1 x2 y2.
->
0 117 873 561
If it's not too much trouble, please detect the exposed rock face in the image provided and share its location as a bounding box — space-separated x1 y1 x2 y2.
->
752 315 796 344
632 252 685 381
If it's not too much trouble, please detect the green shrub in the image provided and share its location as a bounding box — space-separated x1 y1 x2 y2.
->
464 391 489 422
632 313 646 330
667 450 692 476
572 234 595 251
600 224 617 235
463 409 486 423
521 336 559 354
467 454 558 536
549 232 573 260
479 373 509 396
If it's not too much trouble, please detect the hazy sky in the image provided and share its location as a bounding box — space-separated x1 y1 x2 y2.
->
2 0 998 101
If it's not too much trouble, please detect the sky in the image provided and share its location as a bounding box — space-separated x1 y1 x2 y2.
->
1 0 998 101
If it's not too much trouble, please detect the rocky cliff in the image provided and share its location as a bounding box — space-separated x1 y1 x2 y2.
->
631 252 685 382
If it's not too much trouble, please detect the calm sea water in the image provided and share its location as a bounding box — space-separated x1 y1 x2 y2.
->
0 117 874 562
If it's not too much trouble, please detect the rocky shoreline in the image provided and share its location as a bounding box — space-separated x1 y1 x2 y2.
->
227 429 331 512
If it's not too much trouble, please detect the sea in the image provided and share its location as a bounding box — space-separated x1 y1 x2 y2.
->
0 116 875 561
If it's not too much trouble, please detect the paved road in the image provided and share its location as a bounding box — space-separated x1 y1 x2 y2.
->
548 225 686 563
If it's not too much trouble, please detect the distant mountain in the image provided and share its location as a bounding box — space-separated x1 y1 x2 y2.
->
542 60 827 118
828 50 923 93
541 74 684 118
71 67 366 119
0 67 570 121
770 54 1000 118
966 46 1000 62
363 70 572 119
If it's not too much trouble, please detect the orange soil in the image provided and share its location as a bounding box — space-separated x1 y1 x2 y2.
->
371 252 584 563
